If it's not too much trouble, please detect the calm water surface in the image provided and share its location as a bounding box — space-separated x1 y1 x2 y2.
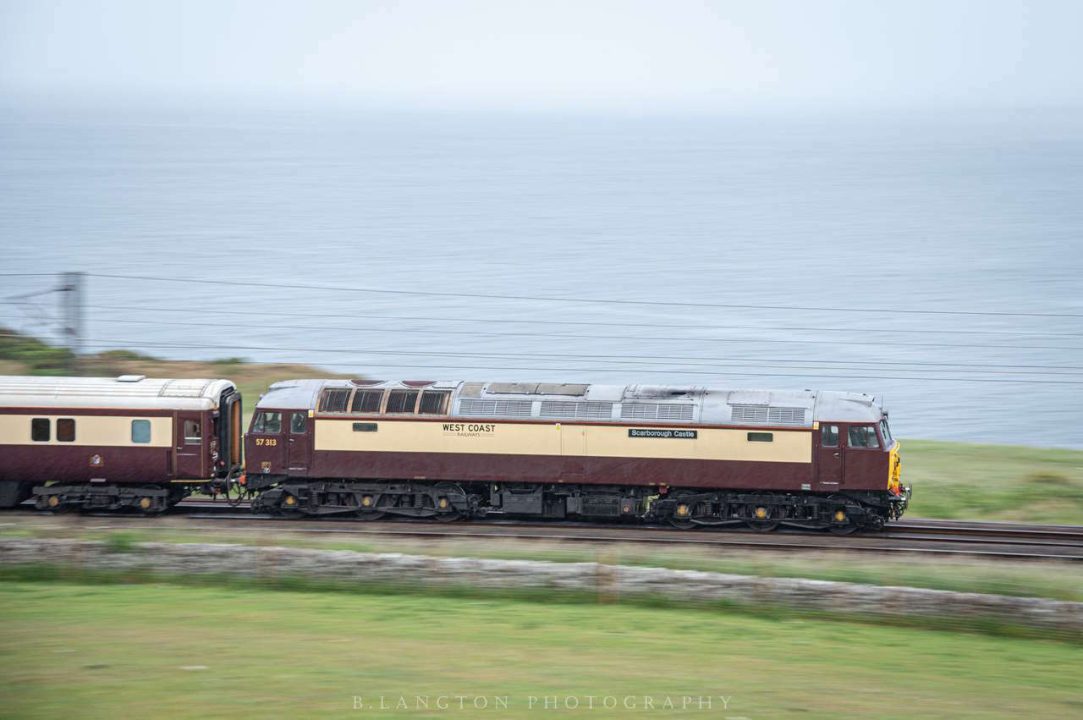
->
1 105 1081 447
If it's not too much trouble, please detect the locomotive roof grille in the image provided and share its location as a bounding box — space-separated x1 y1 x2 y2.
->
253 379 883 423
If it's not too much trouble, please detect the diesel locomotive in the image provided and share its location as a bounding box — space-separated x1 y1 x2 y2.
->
0 374 910 532
244 378 909 532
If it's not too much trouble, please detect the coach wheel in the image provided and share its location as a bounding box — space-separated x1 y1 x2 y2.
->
138 497 153 512
47 495 61 509
745 505 781 533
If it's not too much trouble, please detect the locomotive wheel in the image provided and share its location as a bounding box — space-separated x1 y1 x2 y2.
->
745 504 780 532
432 483 464 522
668 499 697 529
827 499 859 535
355 495 386 521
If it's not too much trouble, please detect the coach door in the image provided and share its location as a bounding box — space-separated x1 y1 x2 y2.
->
175 412 205 479
287 411 311 473
816 423 842 489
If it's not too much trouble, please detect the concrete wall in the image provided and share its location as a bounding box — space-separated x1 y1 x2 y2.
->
2 538 1080 633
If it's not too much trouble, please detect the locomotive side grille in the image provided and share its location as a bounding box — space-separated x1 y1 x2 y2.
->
620 403 694 422
730 405 770 423
730 404 806 425
539 401 613 419
768 406 806 425
458 399 534 417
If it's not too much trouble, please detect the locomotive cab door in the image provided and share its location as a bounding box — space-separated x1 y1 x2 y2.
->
816 423 842 490
287 411 311 474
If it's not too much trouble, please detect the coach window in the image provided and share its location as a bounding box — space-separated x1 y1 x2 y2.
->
31 418 50 442
318 388 351 414
350 390 384 414
385 389 419 414
184 420 201 444
131 419 152 444
848 425 880 449
57 418 76 443
291 412 307 434
418 390 450 415
252 412 282 433
822 424 839 448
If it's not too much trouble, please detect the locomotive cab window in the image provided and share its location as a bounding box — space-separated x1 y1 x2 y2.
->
880 419 894 447
252 412 282 433
350 390 383 414
418 390 450 415
290 412 307 434
822 424 839 448
184 420 201 443
31 418 50 442
131 419 151 444
848 425 880 449
385 389 419 414
747 432 773 442
57 418 76 443
318 388 351 414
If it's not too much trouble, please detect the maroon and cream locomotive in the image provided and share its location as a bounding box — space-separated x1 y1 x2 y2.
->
244 379 908 532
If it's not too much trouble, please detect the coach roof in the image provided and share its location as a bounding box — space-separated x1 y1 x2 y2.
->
0 375 235 411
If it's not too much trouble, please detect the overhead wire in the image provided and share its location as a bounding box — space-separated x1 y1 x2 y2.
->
85 272 1083 319
3 334 1076 385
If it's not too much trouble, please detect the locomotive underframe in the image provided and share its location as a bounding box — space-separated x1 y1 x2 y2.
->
248 475 909 532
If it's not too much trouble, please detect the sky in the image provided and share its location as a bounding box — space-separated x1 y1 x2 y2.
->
1 0 1082 113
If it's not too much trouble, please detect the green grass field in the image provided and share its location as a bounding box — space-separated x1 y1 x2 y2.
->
902 440 1083 523
1 581 1080 719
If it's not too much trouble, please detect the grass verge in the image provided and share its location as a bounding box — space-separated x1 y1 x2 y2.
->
1 580 1081 719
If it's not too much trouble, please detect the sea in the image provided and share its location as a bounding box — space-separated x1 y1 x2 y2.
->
1 101 1081 447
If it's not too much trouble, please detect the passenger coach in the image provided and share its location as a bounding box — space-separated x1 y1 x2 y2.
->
245 379 909 532
0 375 242 512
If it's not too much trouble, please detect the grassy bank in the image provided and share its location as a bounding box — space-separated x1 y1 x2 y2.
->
3 330 1082 524
5 516 1082 602
902 440 1083 523
1 581 1080 719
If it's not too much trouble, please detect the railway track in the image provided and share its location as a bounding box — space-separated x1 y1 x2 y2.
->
8 500 1082 561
